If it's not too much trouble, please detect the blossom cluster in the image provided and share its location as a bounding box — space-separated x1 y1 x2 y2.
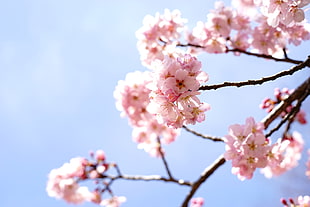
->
281 195 310 206
260 87 307 124
224 117 269 180
188 1 310 56
136 2 310 64
46 150 126 207
260 0 310 27
148 54 210 128
136 9 187 68
224 117 305 180
114 71 180 157
114 53 210 155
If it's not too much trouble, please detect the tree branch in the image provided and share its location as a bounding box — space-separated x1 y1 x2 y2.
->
176 41 303 64
105 174 192 186
157 137 174 179
261 76 310 129
181 154 226 207
182 125 224 142
226 48 303 64
199 55 310 91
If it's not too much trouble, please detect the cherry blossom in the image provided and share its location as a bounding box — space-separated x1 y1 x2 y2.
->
114 71 153 127
190 197 204 207
100 196 127 207
261 131 304 178
148 54 210 128
46 151 126 206
306 149 310 178
224 117 269 180
260 0 310 27
136 9 187 67
282 195 310 206
46 157 91 204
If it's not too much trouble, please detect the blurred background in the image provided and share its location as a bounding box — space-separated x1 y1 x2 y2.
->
0 0 309 206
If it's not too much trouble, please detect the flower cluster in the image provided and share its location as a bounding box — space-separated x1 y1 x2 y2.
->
188 1 310 56
46 150 126 207
260 0 310 27
136 9 187 68
261 131 304 178
260 87 307 124
223 117 269 180
114 71 180 156
224 117 306 180
190 197 205 207
281 195 310 206
136 2 310 61
148 54 210 128
187 1 251 54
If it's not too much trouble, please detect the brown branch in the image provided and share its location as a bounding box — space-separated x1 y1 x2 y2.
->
261 76 310 129
226 48 303 64
199 56 310 91
182 125 224 142
176 41 303 64
157 137 174 179
181 154 226 207
105 174 192 186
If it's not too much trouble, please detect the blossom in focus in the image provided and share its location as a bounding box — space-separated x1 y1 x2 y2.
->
148 54 210 128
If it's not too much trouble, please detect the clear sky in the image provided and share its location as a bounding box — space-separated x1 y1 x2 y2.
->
0 0 309 207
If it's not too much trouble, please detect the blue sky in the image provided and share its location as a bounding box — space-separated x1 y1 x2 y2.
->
0 0 309 207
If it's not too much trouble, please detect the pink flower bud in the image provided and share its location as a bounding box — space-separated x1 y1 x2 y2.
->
95 150 106 161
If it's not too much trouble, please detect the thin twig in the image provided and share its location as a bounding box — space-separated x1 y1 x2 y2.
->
157 137 174 179
176 42 303 64
265 80 310 137
105 174 192 186
182 125 224 142
265 104 301 138
181 154 226 207
199 56 310 91
226 48 303 64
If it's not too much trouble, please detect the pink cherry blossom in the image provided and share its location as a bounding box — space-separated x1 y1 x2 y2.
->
114 70 180 156
148 54 210 128
46 157 91 204
190 197 204 207
100 196 127 207
261 132 304 178
260 0 310 27
136 9 187 67
281 23 310 46
306 149 310 178
114 71 153 127
224 117 269 180
282 195 310 206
